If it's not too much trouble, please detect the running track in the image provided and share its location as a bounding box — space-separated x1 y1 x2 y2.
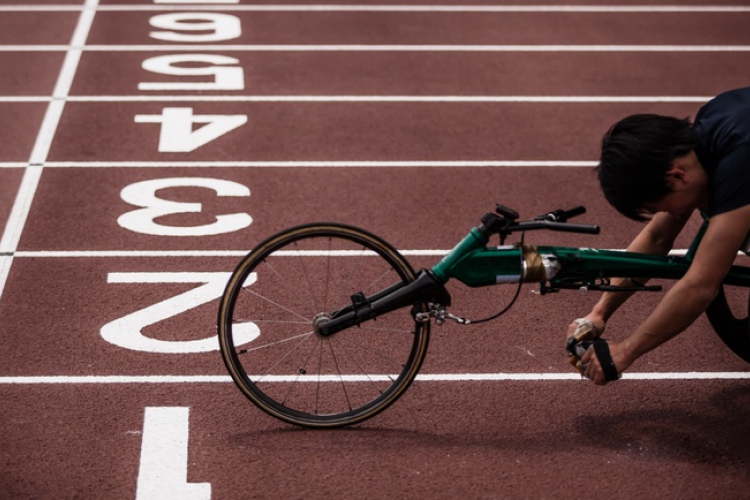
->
2 1 750 498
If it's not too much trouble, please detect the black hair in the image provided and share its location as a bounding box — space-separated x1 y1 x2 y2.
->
597 114 696 221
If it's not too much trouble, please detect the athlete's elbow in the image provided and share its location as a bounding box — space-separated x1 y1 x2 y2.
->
681 276 721 309
699 284 720 309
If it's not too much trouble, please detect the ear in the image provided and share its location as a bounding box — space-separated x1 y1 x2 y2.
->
665 163 687 183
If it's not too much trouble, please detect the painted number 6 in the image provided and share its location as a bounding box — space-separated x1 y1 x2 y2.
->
149 13 242 43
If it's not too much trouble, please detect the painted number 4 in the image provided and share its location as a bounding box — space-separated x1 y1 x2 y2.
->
135 107 247 153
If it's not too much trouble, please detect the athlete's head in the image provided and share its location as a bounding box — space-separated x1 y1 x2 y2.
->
597 114 696 221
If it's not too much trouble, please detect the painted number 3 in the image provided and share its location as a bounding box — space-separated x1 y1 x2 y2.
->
118 177 252 236
103 177 256 354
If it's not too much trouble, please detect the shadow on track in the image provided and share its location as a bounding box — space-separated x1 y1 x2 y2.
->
227 382 750 473
571 384 750 470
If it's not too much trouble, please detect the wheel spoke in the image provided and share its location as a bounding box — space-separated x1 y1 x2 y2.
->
236 330 314 355
240 286 309 323
331 266 396 316
261 259 319 318
218 225 429 427
278 336 322 408
294 241 322 314
331 246 369 314
335 333 408 370
323 237 332 310
327 339 353 412
255 332 316 382
331 336 386 397
233 318 309 326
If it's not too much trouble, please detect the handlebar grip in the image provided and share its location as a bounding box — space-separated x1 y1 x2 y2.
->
536 206 587 223
545 221 600 234
563 206 586 219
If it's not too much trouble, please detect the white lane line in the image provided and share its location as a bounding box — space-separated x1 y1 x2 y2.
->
2 44 750 52
0 0 98 302
21 161 600 168
0 97 52 102
15 250 259 257
8 249 700 258
0 95 715 103
1 372 749 384
0 166 43 254
2 4 750 12
10 249 453 257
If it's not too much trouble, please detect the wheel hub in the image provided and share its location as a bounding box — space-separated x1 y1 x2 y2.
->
312 312 332 337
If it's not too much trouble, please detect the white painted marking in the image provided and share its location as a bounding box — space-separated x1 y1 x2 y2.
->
9 249 697 258
38 160 600 168
0 95 716 103
149 13 242 43
0 256 13 299
2 5 750 12
0 45 70 51
0 0 97 302
1 375 231 384
2 44 750 52
136 407 211 500
118 177 251 236
139 55 244 91
1 372 750 384
15 250 259 257
154 0 238 4
0 97 51 102
28 100 66 165
135 108 247 152
0 167 43 254
101 272 258 353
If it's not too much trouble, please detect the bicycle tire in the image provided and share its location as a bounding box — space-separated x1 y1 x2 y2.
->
218 223 430 428
705 285 750 364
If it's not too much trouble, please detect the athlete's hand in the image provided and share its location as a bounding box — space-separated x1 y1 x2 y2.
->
565 316 605 378
565 315 605 342
579 340 633 386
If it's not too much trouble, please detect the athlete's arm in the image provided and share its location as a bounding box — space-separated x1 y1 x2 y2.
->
582 204 750 385
567 211 689 335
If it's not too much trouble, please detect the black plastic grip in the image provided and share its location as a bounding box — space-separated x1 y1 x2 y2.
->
547 222 600 234
563 206 586 219
515 220 600 234
536 206 587 223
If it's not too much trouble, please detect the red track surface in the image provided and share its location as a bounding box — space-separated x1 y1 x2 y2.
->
2 2 750 498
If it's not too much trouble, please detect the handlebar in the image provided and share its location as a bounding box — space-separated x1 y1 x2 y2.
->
479 205 600 240
513 220 600 235
535 206 586 223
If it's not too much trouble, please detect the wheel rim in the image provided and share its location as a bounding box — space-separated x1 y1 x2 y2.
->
706 285 750 364
219 225 429 427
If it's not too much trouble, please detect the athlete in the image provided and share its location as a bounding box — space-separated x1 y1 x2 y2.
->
567 86 750 385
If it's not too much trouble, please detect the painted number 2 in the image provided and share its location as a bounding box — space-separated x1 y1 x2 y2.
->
101 272 259 353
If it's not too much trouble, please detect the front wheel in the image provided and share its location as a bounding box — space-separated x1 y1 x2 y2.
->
705 285 750 364
218 223 430 428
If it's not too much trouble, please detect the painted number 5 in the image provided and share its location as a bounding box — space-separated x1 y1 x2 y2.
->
118 177 251 236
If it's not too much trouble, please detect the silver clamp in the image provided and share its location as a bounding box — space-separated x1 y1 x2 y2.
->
415 303 470 325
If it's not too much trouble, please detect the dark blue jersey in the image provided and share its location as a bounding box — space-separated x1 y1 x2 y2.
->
693 87 750 217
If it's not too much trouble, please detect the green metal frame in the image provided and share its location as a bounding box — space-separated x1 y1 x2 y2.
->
432 217 750 291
